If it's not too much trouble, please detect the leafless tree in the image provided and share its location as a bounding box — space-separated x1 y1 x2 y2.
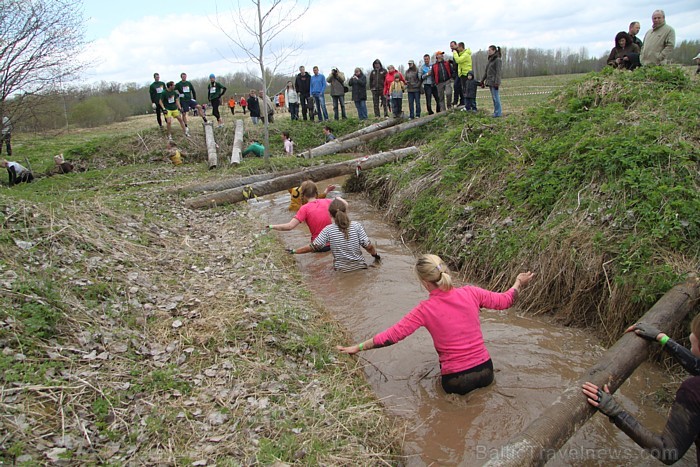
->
0 0 86 126
215 0 309 162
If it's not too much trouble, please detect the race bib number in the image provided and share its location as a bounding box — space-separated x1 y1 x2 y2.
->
156 86 163 93
182 86 190 93
168 96 175 103
210 86 216 94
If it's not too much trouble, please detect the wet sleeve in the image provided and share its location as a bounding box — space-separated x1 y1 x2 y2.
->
471 286 515 310
665 339 700 376
356 223 370 248
612 377 700 464
373 306 425 348
312 226 330 251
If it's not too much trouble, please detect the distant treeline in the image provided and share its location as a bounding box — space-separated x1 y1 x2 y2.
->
11 40 699 132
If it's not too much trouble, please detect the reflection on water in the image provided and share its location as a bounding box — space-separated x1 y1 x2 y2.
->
252 179 695 466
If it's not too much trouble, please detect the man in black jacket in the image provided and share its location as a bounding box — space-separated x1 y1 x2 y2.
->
294 66 312 121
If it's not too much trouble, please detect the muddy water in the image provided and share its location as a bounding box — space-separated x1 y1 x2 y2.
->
253 180 695 466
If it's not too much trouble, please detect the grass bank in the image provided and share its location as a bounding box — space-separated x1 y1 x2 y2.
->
357 66 699 343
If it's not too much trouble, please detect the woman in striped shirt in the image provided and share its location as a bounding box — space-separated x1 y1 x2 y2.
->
287 198 381 272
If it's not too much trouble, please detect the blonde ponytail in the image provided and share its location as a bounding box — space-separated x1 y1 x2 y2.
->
415 254 453 291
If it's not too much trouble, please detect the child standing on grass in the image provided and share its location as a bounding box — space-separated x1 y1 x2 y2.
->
389 74 406 118
462 71 479 113
282 132 294 156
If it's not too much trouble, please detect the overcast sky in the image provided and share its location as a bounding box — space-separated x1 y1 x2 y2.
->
80 0 700 87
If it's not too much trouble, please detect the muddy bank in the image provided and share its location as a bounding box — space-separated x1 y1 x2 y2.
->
258 184 695 466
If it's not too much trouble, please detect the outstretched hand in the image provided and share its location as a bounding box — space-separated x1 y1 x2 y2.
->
516 271 535 288
337 344 360 354
625 322 663 342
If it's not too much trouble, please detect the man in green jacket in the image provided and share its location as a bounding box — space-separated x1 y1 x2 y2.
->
148 73 166 129
454 42 472 107
640 10 675 66
207 74 227 128
175 72 208 128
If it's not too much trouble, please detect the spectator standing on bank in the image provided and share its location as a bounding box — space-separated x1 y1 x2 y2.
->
240 96 248 114
454 42 473 105
432 51 453 113
405 60 422 119
247 90 260 125
421 54 437 115
348 67 368 120
327 67 347 120
310 66 329 121
207 74 227 127
449 41 462 107
481 45 503 118
369 59 389 118
285 81 300 120
640 9 675 66
260 90 275 124
149 73 166 129
295 66 312 121
1 116 12 156
389 74 406 118
461 71 478 112
628 21 643 50
694 53 700 74
607 32 641 70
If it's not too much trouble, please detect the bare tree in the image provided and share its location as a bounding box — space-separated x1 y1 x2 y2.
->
0 0 86 125
215 0 309 162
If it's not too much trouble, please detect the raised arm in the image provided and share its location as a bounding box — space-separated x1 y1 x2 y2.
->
627 323 700 375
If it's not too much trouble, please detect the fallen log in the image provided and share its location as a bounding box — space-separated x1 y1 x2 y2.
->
485 275 700 467
177 168 301 194
301 112 442 158
203 122 218 169
185 147 419 209
230 120 243 165
335 118 402 142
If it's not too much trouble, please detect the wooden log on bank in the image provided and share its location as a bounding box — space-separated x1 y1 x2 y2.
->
484 275 700 467
185 147 419 209
230 119 244 165
177 168 300 194
301 112 442 159
335 117 402 142
203 122 218 169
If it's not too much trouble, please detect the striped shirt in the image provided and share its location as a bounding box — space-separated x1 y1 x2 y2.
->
312 221 371 272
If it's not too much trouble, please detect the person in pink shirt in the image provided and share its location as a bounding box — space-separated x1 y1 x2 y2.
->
268 180 337 252
337 254 534 395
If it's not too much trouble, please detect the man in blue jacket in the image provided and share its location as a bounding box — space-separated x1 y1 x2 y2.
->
310 66 329 121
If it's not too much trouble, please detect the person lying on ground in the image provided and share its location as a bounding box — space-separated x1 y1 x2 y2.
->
268 180 333 250
1 159 33 186
288 181 336 211
286 198 379 272
337 254 534 395
45 154 74 176
583 316 700 465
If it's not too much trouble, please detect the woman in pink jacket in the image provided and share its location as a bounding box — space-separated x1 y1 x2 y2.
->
338 254 534 395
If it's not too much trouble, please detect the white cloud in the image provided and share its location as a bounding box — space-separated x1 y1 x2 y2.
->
78 0 700 86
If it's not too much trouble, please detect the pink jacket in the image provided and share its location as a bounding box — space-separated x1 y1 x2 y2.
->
373 285 517 375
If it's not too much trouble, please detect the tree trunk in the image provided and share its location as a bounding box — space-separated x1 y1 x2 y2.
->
335 117 402 142
230 119 244 165
301 112 442 158
203 122 218 169
485 275 700 467
177 168 301 194
185 147 419 209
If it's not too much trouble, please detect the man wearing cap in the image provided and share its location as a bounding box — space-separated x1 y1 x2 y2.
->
432 51 453 113
207 74 227 128
175 73 208 127
149 73 166 129
640 10 675 66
